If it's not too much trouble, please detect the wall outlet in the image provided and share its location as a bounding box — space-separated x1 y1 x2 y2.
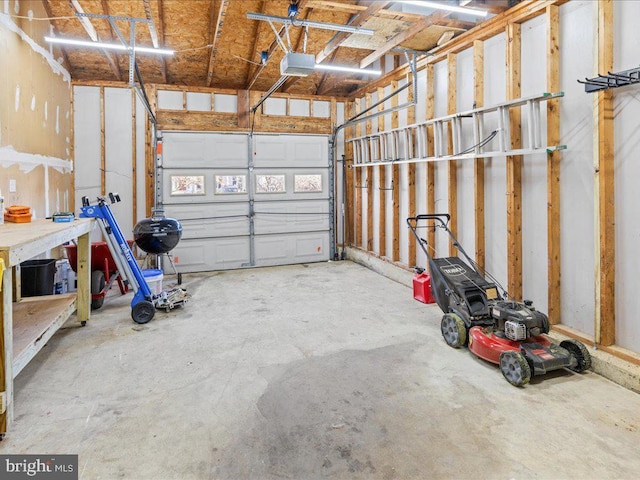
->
9 179 16 193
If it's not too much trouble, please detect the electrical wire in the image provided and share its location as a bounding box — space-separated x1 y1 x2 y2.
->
450 129 499 157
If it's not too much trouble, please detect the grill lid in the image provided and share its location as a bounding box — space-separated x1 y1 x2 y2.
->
134 209 182 255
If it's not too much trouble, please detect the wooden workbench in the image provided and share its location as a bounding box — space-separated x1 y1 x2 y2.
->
0 218 94 436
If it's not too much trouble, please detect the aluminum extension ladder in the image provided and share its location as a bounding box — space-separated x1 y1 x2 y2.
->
347 92 565 167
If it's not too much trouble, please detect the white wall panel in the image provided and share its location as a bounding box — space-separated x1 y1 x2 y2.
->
73 86 101 202
157 90 182 110
456 47 476 261
214 94 237 113
614 0 640 350
520 15 549 312
135 95 147 224
104 87 133 237
483 33 507 289
559 0 595 334
186 92 211 112
433 60 449 256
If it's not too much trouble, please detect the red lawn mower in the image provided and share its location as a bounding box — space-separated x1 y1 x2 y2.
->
407 213 591 387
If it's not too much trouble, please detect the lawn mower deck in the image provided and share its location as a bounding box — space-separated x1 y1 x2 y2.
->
408 213 591 387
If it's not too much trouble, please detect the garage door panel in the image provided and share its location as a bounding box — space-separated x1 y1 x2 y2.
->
254 135 328 168
253 170 328 201
254 232 329 267
172 237 250 272
165 202 248 237
254 200 330 234
163 132 248 168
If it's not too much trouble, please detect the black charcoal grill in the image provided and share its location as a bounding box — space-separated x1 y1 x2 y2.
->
134 209 183 283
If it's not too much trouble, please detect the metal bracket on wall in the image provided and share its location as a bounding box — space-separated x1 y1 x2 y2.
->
578 66 640 93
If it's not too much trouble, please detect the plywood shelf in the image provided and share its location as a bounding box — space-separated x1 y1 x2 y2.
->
12 294 77 378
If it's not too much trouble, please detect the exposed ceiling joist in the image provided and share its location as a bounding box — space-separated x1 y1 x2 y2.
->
359 18 430 68
206 0 230 87
99 0 123 81
67 0 122 81
315 0 391 65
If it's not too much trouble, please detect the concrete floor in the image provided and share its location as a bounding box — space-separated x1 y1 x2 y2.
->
1 260 640 479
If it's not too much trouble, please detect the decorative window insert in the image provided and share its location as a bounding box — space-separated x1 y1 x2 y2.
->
294 174 322 193
170 175 205 196
215 175 247 194
256 174 286 193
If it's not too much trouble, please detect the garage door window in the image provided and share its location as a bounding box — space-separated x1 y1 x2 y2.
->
215 175 247 194
256 174 286 193
171 175 205 196
294 174 322 193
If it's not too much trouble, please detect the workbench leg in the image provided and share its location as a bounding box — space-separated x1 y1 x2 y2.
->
76 232 91 324
0 255 14 435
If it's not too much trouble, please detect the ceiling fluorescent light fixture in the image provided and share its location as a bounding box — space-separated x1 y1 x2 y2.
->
44 36 174 55
398 1 488 18
315 64 381 76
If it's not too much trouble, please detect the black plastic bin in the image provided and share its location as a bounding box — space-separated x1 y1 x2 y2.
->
20 259 57 297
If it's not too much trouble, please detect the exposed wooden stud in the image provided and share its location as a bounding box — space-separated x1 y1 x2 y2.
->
595 0 615 346
344 101 356 246
377 87 387 258
182 90 187 110
360 19 430 69
546 5 561 325
237 90 250 129
426 64 436 252
506 22 522 300
316 1 391 64
145 86 157 217
132 89 137 224
391 80 400 263
206 0 230 87
355 99 363 248
100 86 105 196
365 93 374 252
447 53 458 256
407 75 417 267
473 39 485 272
69 85 75 212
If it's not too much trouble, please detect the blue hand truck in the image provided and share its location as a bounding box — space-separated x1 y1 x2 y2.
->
80 193 190 324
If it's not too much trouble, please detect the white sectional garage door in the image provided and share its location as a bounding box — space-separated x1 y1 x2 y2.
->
160 132 331 272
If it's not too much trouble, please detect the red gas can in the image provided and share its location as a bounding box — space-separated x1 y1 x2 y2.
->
413 271 435 304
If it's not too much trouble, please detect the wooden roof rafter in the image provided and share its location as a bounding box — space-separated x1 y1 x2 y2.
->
42 1 71 72
67 0 122 81
315 49 339 96
99 0 123 81
315 0 391 65
206 0 230 87
245 0 268 86
359 18 430 68
142 0 167 84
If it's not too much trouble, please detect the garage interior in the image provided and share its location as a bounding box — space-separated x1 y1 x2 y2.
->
1 0 640 478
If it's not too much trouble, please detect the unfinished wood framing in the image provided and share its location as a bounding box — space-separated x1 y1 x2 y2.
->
132 90 137 223
391 80 400 263
344 101 356 246
506 22 522 300
355 99 364 248
145 86 157 217
407 76 417 267
447 53 458 256
365 93 374 252
426 65 436 252
206 0 230 86
473 40 485 272
100 86 106 195
546 5 561 325
377 87 387 258
595 0 615 346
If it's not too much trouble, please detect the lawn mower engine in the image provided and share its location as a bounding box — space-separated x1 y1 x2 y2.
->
490 300 550 341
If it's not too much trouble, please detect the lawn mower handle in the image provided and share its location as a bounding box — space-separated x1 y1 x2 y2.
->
406 213 451 228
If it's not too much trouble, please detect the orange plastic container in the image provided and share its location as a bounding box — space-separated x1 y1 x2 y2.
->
5 205 30 215
4 212 32 223
413 272 435 304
